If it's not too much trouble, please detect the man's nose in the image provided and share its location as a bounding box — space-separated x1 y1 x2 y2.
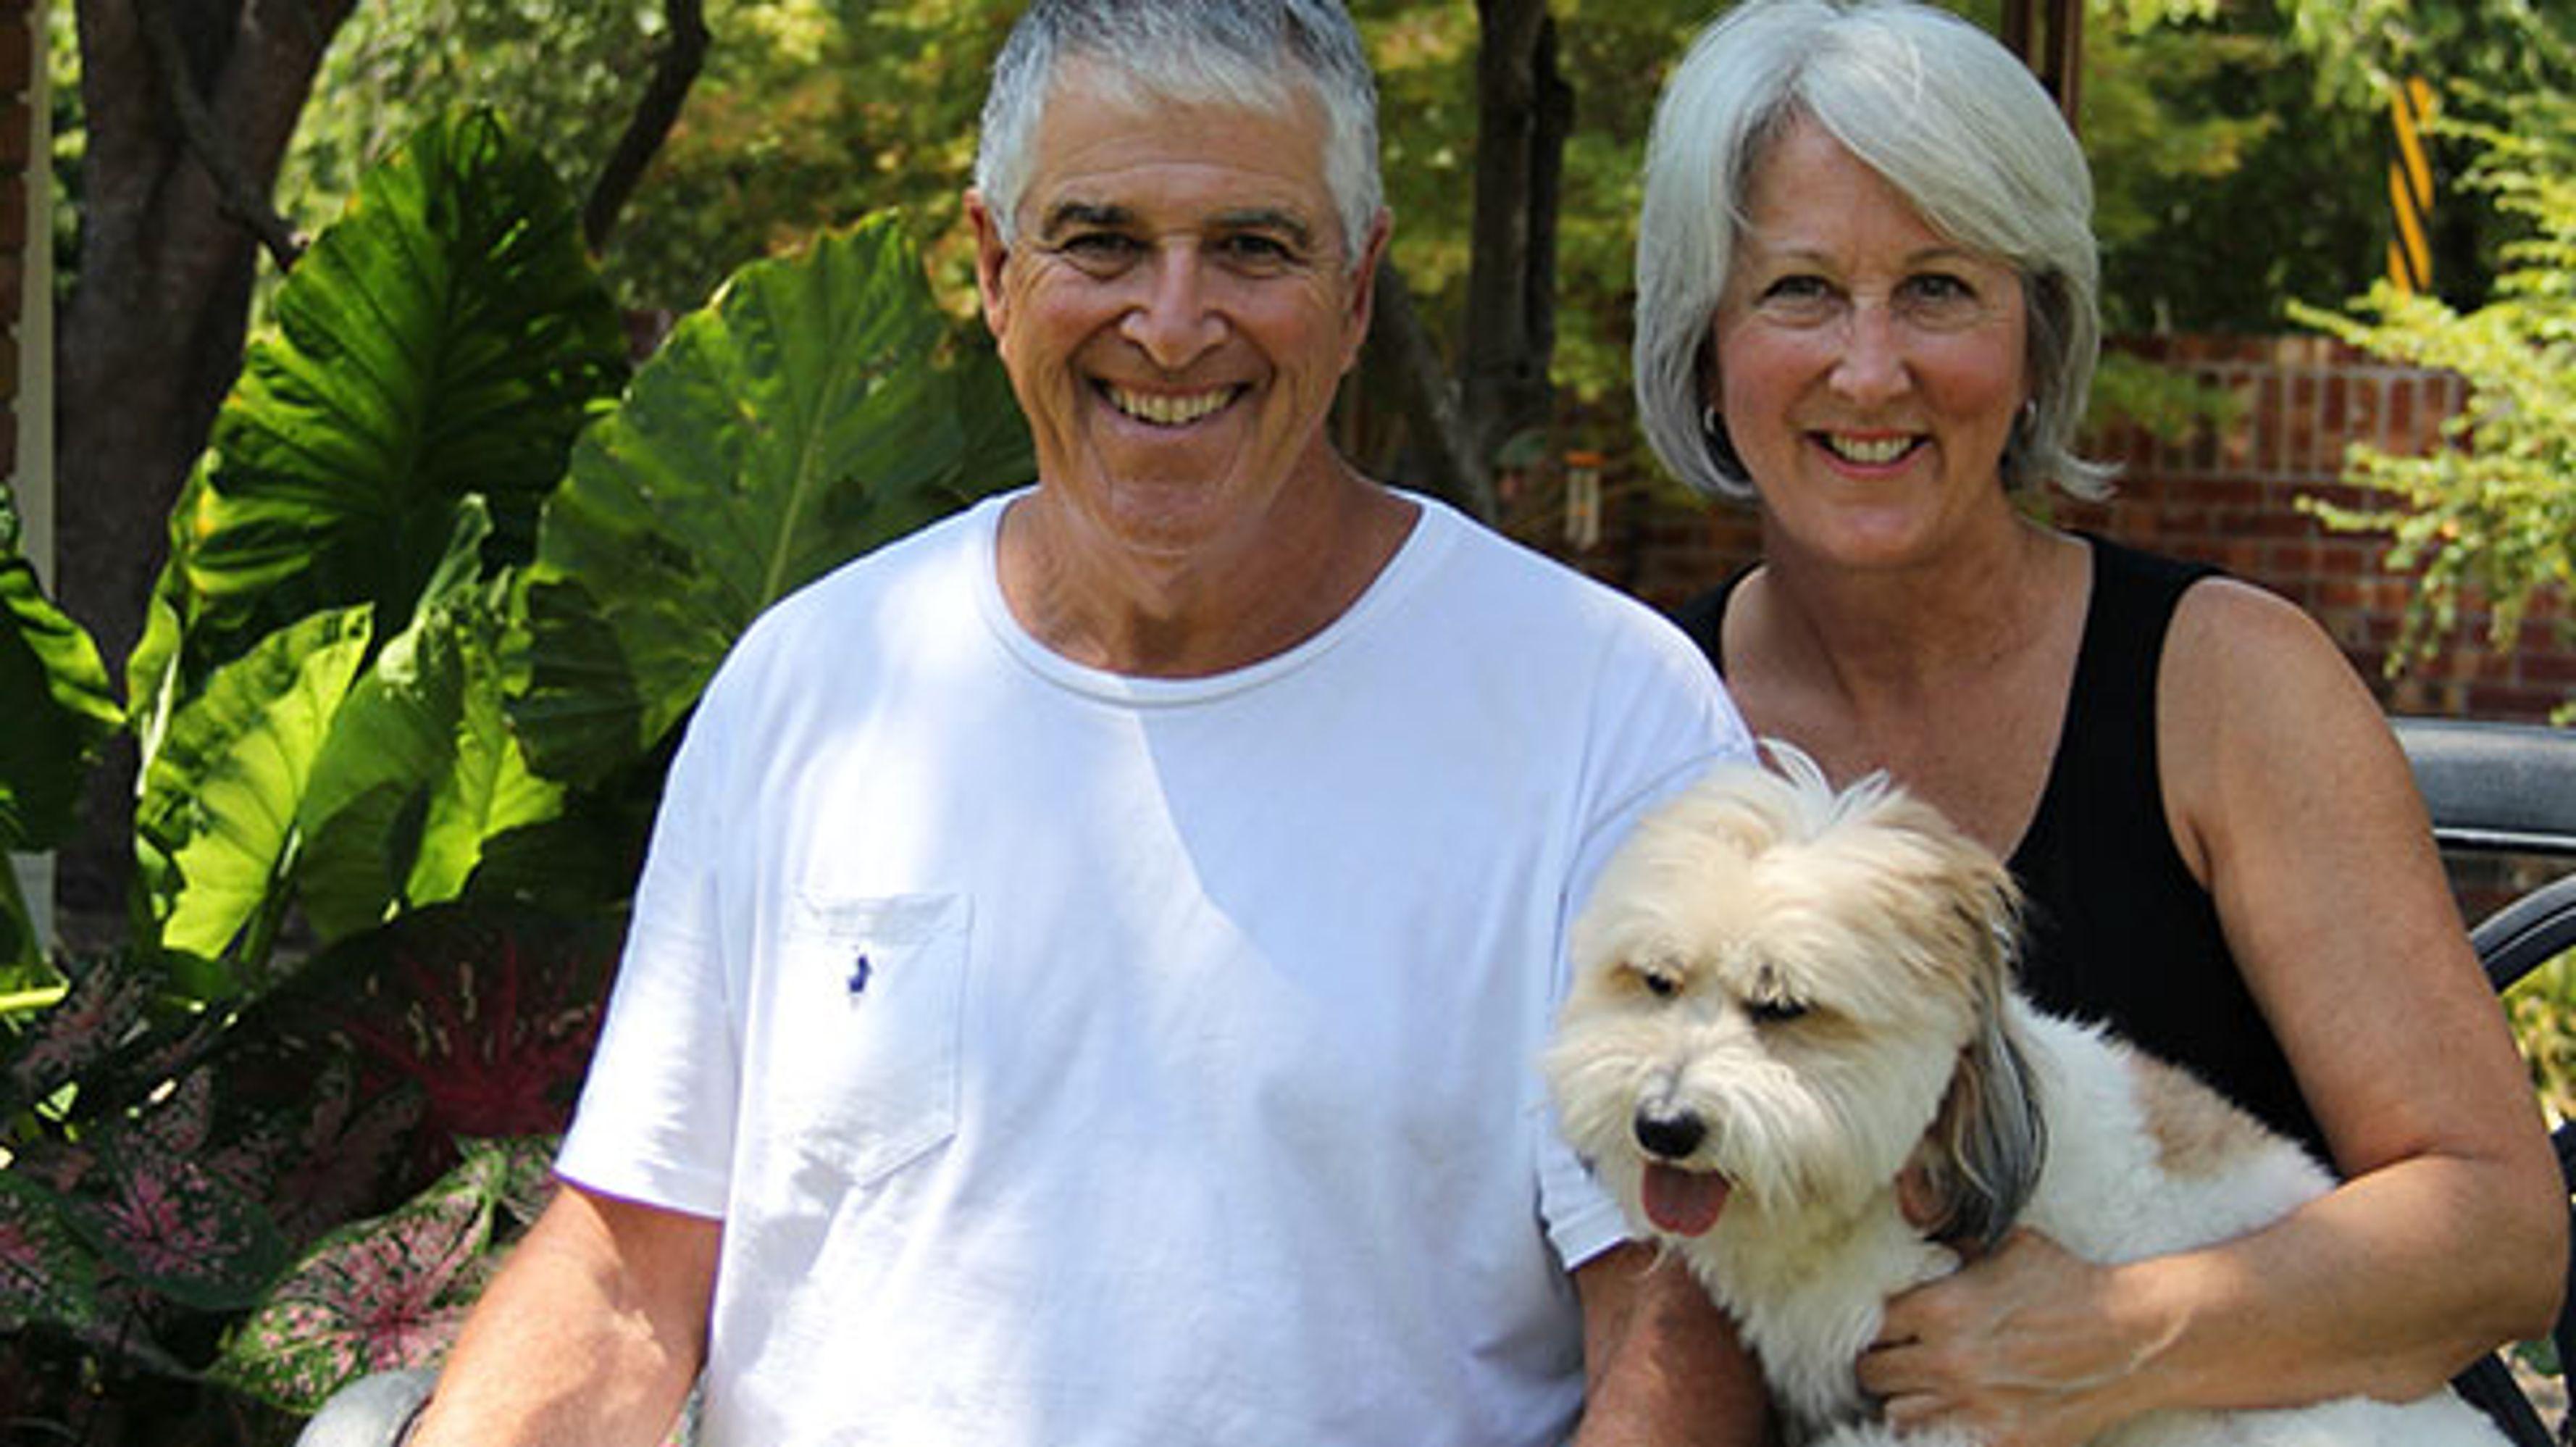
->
1120 249 1226 370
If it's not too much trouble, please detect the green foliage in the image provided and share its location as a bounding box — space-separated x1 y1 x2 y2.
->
614 0 1023 311
517 214 1032 785
2293 13 2576 710
134 605 376 992
46 0 81 311
298 527 566 943
2082 18 2384 334
0 538 123 857
9 99 1031 1440
211 1138 553 1412
2278 0 2562 108
282 0 670 246
179 109 632 687
280 0 1026 314
2508 951 2576 1128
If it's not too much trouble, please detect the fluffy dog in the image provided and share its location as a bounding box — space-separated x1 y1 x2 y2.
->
1544 747 2509 1446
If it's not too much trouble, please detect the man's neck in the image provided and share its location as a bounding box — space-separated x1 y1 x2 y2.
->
995 466 1419 679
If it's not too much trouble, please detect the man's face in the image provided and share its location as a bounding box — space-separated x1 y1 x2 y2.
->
971 67 1385 567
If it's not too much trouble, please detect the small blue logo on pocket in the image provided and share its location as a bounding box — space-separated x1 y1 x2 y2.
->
848 952 873 996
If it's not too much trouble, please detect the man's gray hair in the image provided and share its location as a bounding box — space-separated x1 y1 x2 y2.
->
975 0 1384 264
1633 0 2114 501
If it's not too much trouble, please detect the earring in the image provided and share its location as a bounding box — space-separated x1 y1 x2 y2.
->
1700 406 1747 481
2000 398 2039 478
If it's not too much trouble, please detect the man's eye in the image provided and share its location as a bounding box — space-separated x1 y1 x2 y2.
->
1054 233 1143 271
1216 233 1297 272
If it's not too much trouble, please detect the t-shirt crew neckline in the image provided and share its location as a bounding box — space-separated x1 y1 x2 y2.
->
970 487 1448 708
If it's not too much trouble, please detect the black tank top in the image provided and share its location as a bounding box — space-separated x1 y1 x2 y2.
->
1670 536 2323 1161
1676 539 2541 1443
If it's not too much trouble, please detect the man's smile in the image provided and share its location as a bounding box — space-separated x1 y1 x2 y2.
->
1102 383 1245 427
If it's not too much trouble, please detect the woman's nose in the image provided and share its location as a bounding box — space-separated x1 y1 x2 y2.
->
1828 304 1910 404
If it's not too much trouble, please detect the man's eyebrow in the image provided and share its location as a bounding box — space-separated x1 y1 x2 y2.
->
1037 200 1134 238
1035 201 1322 253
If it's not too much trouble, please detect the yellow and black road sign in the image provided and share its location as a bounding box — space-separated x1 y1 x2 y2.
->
2388 77 2437 293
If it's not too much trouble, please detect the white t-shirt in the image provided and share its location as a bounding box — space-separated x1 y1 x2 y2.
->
558 490 1748 1446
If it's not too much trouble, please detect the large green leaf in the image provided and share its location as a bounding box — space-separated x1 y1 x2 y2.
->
299 512 565 943
175 108 628 677
135 607 375 993
0 553 123 854
513 214 1033 785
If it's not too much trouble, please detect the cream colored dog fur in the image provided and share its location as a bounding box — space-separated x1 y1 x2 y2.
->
1544 747 2508 1446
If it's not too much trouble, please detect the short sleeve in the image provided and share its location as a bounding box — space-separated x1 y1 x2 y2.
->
555 691 744 1218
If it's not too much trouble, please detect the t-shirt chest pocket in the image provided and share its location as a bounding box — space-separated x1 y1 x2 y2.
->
765 891 973 1187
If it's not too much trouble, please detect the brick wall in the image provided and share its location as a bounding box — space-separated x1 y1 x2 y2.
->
1532 333 2571 727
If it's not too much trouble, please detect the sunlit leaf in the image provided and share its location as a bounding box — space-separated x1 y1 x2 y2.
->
212 1136 548 1411
298 505 565 942
514 214 1031 785
135 606 375 988
175 109 627 679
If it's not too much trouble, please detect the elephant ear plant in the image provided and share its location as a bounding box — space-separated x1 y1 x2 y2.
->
0 107 1029 1444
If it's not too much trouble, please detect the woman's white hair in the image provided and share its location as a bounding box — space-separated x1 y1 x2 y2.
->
974 0 1384 266
1633 0 2114 501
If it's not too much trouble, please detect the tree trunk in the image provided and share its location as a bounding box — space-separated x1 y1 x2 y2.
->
54 0 351 941
1459 0 1569 486
1359 257 1491 522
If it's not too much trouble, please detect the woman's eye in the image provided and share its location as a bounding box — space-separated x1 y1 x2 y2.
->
1898 272 1989 329
1755 275 1839 323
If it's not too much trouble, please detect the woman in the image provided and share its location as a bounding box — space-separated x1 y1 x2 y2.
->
1631 2 2564 1443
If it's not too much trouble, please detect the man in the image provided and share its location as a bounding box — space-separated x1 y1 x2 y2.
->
396 3 1765 1443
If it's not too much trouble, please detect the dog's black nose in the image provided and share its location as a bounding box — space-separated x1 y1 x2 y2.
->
1632 1106 1705 1160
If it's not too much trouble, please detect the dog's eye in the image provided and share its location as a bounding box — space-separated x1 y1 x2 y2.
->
1747 996 1809 1025
1636 967 1681 1000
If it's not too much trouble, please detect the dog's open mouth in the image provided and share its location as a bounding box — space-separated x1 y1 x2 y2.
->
1642 1163 1731 1236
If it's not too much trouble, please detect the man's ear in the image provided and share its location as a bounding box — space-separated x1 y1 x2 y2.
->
966 189 1013 341
1341 209 1394 361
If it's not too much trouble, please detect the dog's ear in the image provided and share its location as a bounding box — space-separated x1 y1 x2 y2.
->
1910 922 2047 1254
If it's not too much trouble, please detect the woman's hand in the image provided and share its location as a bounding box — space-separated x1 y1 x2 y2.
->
1858 1228 2162 1447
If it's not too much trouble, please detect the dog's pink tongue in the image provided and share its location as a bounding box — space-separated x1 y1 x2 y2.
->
1642 1164 1730 1237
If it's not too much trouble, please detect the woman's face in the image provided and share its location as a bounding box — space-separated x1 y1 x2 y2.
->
1710 119 2031 571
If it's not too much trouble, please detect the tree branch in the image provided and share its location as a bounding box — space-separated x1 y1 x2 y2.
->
134 0 305 271
583 0 711 254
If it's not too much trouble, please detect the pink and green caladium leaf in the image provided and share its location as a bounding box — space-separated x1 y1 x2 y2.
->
62 1129 289 1314
0 951 156 1113
0 1172 102 1335
213 1137 552 1412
